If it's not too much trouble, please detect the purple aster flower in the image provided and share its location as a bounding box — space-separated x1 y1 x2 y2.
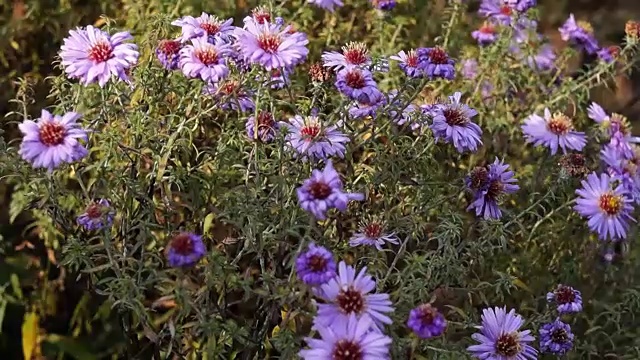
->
299 314 392 360
179 37 231 82
155 39 182 70
165 232 206 267
267 68 290 89
18 110 88 171
321 42 372 71
539 319 574 355
335 67 382 104
407 304 447 339
371 0 397 10
574 172 635 241
349 220 399 250
296 160 364 220
171 13 235 43
461 59 478 79
505 0 537 12
430 92 482 153
77 199 114 231
522 108 587 155
467 307 537 360
390 49 425 78
602 144 640 203
417 47 455 80
526 43 556 72
349 96 387 119
587 101 610 125
234 21 309 70
281 115 350 160
467 158 520 220
388 93 422 127
472 22 499 46
295 243 337 286
307 0 344 12
598 45 620 63
314 261 394 330
559 14 600 54
546 285 583 314
59 26 139 87
204 80 255 112
245 6 273 25
246 111 279 142
479 0 515 25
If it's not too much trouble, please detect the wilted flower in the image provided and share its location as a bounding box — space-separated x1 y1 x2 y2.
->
322 42 371 71
204 79 255 112
309 62 333 83
335 67 382 104
625 20 640 42
77 199 114 231
281 115 350 160
407 304 447 339
467 307 537 360
247 6 272 24
390 49 425 78
559 153 589 178
539 319 574 355
472 22 498 46
234 21 309 70
165 232 206 267
417 47 455 80
467 158 520 220
430 92 482 153
307 0 344 12
546 285 583 314
171 13 235 43
155 39 182 70
559 14 599 54
179 37 231 82
522 108 587 155
246 111 279 142
349 220 399 250
295 243 337 286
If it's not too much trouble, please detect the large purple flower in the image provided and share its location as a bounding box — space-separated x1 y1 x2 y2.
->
335 67 382 104
539 319 574 355
314 261 394 330
430 92 482 153
307 0 344 12
574 172 635 241
234 21 308 70
171 13 235 43
546 285 583 314
522 108 586 155
295 243 337 286
467 307 537 360
179 37 231 82
466 158 520 220
322 42 372 71
165 232 206 267
407 304 447 339
299 314 391 360
559 14 599 54
296 160 364 220
204 79 255 112
19 110 88 171
417 47 455 80
281 115 350 160
77 199 114 231
59 26 139 87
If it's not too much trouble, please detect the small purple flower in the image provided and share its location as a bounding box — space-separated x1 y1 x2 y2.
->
461 59 478 79
467 307 537 360
390 50 425 78
322 42 371 71
371 0 397 10
407 304 447 339
59 25 139 87
267 68 290 89
314 261 394 330
430 92 482 153
597 45 620 64
155 39 182 70
246 111 279 142
299 314 392 360
574 172 635 241
559 14 600 54
417 47 455 80
349 220 399 250
307 0 344 12
246 6 273 25
77 199 114 231
523 43 557 72
165 232 206 267
546 285 583 314
522 108 586 155
466 158 520 220
472 22 498 46
295 243 337 286
281 115 350 160
171 13 235 43
18 110 88 171
349 95 387 119
587 101 610 125
479 0 515 25
204 80 255 112
335 67 382 104
539 319 574 355
296 160 364 220
179 37 231 82
234 21 309 70
505 0 537 12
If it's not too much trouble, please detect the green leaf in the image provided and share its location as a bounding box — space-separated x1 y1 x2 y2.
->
44 334 97 360
203 213 216 234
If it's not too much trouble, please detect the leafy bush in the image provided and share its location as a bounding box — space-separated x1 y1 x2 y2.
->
3 0 640 358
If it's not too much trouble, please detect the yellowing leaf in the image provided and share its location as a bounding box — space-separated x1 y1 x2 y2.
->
512 278 533 293
10 41 19 50
203 213 215 234
271 325 281 337
93 18 107 27
22 312 39 360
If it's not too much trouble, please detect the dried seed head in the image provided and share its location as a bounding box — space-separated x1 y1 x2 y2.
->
309 63 332 83
625 20 640 40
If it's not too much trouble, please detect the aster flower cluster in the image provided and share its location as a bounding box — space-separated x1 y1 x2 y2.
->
537 284 582 355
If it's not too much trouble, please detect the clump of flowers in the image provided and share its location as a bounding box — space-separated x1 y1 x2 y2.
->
466 158 520 220
281 115 349 160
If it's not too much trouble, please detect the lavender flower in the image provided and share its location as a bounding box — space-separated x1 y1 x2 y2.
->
335 67 382 104
246 111 279 142
234 21 309 70
246 6 272 24
479 0 515 25
349 95 387 119
165 232 206 267
407 304 447 339
322 42 371 71
539 319 574 355
314 261 394 330
179 37 231 82
299 314 391 360
526 43 557 72
307 0 344 12
559 14 599 54
281 115 349 160
472 22 498 46
430 92 482 153
296 160 364 220
371 0 397 10
506 0 537 12
467 307 537 360
204 80 255 112
467 158 520 220
522 108 586 155
59 25 139 87
171 13 235 43
77 199 114 231
601 144 640 203
295 243 337 286
417 47 455 80
19 110 88 171
546 285 583 314
155 39 182 70
574 172 635 241
349 221 399 250
390 49 424 78
598 46 620 63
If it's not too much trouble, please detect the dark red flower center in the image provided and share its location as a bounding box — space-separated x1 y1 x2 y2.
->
195 47 219 66
554 286 576 304
85 203 103 219
547 114 572 135
200 22 221 35
258 34 281 53
252 7 271 24
406 50 419 67
551 329 569 343
308 181 332 200
598 193 623 216
301 124 321 139
443 108 467 126
39 122 66 146
479 22 496 34
500 5 512 16
271 69 282 77
343 42 369 66
220 80 240 95
495 333 520 357
88 41 114 63
308 254 328 272
363 222 383 238
607 46 621 58
345 70 366 89
170 233 194 255
469 167 490 189
257 111 275 127
158 40 181 55
336 287 365 314
418 304 437 325
486 179 504 201
428 47 449 64
332 340 363 360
